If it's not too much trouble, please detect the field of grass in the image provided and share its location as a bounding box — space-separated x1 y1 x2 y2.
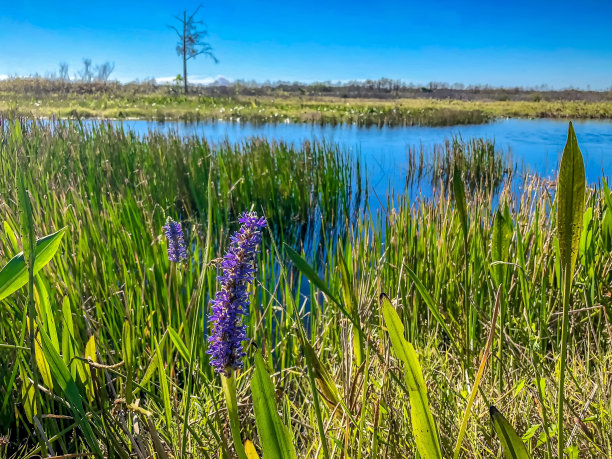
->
0 119 611 458
2 79 612 126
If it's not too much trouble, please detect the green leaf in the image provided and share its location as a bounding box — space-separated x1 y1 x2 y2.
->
0 228 67 301
404 266 460 354
557 121 585 282
491 205 513 286
295 321 341 409
380 294 442 459
490 406 531 459
38 327 103 457
84 335 97 402
167 326 190 362
251 353 297 459
154 339 172 429
284 244 340 306
453 165 468 245
284 243 360 333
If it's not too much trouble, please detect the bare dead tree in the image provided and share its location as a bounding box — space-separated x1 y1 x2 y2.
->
95 62 115 82
169 5 218 94
59 62 69 81
78 58 94 82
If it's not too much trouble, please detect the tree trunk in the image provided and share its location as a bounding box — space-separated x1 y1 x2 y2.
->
183 11 188 94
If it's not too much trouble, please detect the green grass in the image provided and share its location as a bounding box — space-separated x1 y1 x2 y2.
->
0 119 610 458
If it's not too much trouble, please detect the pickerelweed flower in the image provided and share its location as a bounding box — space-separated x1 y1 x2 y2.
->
207 211 267 375
163 217 188 262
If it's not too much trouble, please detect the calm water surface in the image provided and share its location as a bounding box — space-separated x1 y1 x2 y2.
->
116 118 612 199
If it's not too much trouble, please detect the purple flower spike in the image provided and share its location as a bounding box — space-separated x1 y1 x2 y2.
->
207 211 267 375
163 217 188 262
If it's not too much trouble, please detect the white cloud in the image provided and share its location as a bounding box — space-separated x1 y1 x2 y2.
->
0 74 9 81
155 74 232 85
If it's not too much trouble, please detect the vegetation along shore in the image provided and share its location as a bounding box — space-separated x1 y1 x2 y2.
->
1 78 612 126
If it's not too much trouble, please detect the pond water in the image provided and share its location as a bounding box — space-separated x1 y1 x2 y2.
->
116 117 612 200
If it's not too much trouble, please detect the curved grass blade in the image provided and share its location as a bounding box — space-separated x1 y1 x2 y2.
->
490 406 531 459
251 353 297 459
0 227 67 301
380 293 442 459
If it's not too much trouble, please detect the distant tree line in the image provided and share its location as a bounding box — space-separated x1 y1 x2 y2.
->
1 76 610 103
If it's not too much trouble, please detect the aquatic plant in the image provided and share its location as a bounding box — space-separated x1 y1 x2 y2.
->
162 217 188 262
207 211 266 374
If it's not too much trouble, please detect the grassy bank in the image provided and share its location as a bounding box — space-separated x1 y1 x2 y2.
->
0 120 610 457
2 79 612 126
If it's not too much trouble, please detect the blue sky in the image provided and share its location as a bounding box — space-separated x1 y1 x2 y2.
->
1 1 611 88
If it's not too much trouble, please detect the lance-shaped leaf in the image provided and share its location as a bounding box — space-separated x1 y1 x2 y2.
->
380 294 442 459
490 406 531 459
0 228 67 301
251 353 297 459
557 121 585 283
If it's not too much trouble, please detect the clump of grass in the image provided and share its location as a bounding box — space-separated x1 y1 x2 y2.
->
406 136 517 192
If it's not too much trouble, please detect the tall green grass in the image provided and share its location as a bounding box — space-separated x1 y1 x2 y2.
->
0 119 609 458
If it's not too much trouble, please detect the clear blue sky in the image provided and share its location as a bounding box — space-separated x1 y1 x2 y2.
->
1 1 611 89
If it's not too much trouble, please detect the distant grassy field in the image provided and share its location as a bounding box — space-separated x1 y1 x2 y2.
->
1 79 611 126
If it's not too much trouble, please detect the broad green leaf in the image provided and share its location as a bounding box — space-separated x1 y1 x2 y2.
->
251 353 297 459
380 294 442 459
557 122 585 282
0 228 67 301
490 406 531 459
38 327 103 456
